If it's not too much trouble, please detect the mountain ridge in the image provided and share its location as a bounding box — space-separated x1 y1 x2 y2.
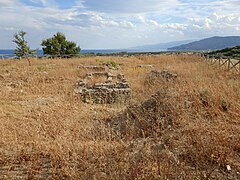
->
168 36 240 51
129 39 195 51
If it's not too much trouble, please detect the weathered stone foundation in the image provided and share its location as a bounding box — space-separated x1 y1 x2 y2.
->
75 70 131 104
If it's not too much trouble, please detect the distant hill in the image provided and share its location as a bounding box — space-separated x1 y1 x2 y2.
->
207 46 240 58
168 36 240 51
130 40 194 51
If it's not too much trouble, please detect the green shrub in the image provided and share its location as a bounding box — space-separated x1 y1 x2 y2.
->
37 66 48 71
108 60 118 68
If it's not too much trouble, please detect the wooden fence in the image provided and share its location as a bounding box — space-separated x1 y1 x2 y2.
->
202 55 240 73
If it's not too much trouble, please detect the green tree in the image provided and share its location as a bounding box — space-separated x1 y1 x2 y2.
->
12 31 36 66
41 32 80 56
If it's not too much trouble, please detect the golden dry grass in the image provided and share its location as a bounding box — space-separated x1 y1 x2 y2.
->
0 54 239 179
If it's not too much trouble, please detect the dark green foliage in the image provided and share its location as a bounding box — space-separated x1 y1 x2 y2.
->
41 32 80 56
108 60 118 68
207 46 240 58
13 31 36 58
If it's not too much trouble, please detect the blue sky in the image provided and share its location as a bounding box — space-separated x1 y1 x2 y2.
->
0 0 240 49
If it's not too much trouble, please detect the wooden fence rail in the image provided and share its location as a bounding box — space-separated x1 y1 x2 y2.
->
202 54 240 73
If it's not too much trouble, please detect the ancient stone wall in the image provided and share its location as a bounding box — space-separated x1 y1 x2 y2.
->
148 70 178 80
75 65 131 104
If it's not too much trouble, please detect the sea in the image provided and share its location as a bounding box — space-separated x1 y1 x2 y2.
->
0 49 148 59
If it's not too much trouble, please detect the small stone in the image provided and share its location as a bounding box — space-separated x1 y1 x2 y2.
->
226 165 231 171
184 100 192 108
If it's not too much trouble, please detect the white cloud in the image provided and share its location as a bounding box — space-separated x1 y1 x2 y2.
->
0 0 240 49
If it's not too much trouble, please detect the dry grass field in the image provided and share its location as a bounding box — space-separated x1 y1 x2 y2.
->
0 54 239 179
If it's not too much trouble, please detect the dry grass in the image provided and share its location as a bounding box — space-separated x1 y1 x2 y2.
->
0 54 239 179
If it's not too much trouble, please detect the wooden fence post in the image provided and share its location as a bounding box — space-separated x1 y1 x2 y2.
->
238 59 240 72
227 58 231 70
206 55 209 63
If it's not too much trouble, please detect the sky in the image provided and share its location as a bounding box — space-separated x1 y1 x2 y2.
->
0 0 240 49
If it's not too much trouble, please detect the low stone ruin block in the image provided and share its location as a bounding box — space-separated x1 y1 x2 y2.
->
148 70 178 80
75 72 131 104
135 64 154 68
78 64 106 72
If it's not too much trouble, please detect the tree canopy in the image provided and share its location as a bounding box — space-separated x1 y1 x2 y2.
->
13 31 36 58
41 32 80 56
12 31 36 65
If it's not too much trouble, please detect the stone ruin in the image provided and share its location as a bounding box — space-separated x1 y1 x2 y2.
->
101 62 119 70
144 70 178 87
135 64 154 69
78 64 106 72
78 61 120 72
147 70 178 80
75 69 131 104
